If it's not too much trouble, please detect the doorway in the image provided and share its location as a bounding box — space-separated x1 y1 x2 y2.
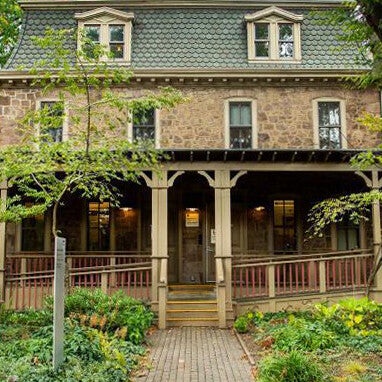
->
168 172 215 284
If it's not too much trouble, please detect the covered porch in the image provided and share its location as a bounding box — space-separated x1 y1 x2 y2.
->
1 149 382 328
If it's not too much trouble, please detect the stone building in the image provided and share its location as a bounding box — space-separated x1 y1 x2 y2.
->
1 0 381 328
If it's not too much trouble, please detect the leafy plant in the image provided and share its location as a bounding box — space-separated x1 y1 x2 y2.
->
256 350 324 382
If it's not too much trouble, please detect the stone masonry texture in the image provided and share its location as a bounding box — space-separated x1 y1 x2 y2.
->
0 84 379 150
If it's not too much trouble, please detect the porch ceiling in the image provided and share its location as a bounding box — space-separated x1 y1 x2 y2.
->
163 149 366 164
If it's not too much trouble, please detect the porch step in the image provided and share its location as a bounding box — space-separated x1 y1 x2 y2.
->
166 299 219 327
168 284 216 301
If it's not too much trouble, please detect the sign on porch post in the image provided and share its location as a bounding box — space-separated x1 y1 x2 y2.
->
53 236 66 370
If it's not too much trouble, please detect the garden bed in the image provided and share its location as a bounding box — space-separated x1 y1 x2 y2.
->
234 298 382 382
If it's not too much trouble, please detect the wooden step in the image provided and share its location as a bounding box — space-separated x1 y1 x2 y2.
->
166 298 219 327
167 317 219 327
168 286 216 301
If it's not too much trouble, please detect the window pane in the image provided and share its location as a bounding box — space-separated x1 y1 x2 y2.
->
88 202 110 251
229 127 252 149
279 24 293 41
279 41 294 58
109 25 124 42
273 200 296 251
229 102 251 126
255 24 269 39
21 214 44 251
329 128 341 149
110 43 124 59
255 42 269 57
84 25 100 42
318 102 341 127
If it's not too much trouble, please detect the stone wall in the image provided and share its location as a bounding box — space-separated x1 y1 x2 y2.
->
0 83 380 150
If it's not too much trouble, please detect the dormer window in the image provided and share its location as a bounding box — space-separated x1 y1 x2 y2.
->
245 7 303 62
75 7 134 62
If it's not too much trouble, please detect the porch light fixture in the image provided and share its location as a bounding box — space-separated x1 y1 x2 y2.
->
120 207 133 212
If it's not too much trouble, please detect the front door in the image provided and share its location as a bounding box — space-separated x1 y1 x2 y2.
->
180 204 215 283
181 208 203 283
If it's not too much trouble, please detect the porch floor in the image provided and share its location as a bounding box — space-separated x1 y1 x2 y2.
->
133 327 253 382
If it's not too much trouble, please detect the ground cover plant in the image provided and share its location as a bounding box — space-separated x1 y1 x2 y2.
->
0 288 154 381
234 297 382 382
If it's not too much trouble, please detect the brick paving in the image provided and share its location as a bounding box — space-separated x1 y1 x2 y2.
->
134 327 253 382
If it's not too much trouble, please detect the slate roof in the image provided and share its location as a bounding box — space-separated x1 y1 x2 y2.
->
5 7 364 71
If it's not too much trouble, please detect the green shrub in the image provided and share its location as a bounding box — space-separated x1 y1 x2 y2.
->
271 316 336 352
315 298 382 336
62 288 154 344
0 289 153 381
234 315 251 333
257 350 324 382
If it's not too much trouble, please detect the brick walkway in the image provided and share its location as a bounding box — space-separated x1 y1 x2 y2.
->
134 327 253 382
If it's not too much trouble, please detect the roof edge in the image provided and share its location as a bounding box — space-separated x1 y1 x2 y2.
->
18 0 345 10
0 68 368 81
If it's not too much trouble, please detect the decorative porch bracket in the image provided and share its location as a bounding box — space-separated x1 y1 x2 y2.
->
356 170 382 293
198 170 247 326
0 181 7 303
141 170 184 329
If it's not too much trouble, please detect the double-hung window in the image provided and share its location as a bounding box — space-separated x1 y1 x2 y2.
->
229 102 252 149
318 102 342 149
313 99 346 149
133 109 156 142
246 7 302 62
39 101 64 142
75 7 134 62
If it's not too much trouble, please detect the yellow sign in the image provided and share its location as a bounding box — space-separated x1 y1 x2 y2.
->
185 209 199 227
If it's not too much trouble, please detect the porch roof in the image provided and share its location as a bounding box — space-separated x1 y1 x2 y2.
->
162 149 367 164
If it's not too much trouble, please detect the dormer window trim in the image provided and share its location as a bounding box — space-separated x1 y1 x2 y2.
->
245 6 303 63
75 7 134 63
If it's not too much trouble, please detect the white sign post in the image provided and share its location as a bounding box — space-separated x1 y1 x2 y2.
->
53 236 66 370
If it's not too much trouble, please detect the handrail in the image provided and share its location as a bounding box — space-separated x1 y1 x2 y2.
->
7 251 151 258
7 262 152 279
232 252 373 269
233 249 372 265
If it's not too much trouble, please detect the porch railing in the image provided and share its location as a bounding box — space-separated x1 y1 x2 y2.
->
232 249 374 300
4 251 152 310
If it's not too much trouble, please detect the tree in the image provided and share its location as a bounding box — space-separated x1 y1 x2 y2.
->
0 27 184 369
308 1 382 293
0 27 184 237
0 0 22 67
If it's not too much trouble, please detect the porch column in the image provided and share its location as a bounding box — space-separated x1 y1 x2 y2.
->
0 181 7 303
214 170 233 313
371 171 382 292
356 170 382 296
150 171 169 328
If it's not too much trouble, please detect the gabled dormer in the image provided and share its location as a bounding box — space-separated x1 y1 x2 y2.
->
74 7 134 63
245 6 303 63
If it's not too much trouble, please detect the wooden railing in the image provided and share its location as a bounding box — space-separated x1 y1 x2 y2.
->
4 251 152 310
232 250 374 300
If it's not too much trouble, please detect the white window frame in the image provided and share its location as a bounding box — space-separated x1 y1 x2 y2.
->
75 7 134 63
312 98 347 149
224 99 257 149
127 109 160 149
245 6 303 62
36 99 68 142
